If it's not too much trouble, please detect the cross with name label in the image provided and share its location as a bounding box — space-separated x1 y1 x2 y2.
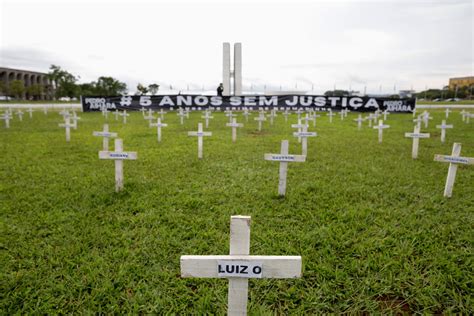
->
293 124 317 156
158 109 166 120
99 138 137 192
413 116 423 128
150 118 168 142
177 109 187 125
225 110 237 123
421 111 433 128
445 108 451 119
435 120 453 143
303 113 312 127
242 109 251 122
366 114 374 127
201 110 214 128
373 120 390 143
404 125 430 159
264 140 306 196
119 110 129 124
93 124 118 151
226 118 244 142
434 143 474 197
282 109 290 122
16 110 24 122
267 110 277 125
139 107 147 116
144 110 156 127
181 215 302 316
353 114 364 130
71 112 81 130
188 123 212 159
0 112 12 128
327 110 335 123
26 108 34 119
383 109 390 121
254 112 266 131
295 109 304 120
59 116 75 142
102 108 109 119
291 119 307 143
310 113 320 127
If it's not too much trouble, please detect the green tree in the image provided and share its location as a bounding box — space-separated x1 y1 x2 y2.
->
47 65 78 99
78 83 97 97
95 77 127 96
0 81 9 96
9 80 25 99
27 84 44 100
136 83 148 95
148 83 160 95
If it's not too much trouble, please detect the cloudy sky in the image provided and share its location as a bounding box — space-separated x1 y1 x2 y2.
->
1 0 472 94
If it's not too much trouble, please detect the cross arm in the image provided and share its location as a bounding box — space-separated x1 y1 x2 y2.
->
434 155 474 165
99 151 138 160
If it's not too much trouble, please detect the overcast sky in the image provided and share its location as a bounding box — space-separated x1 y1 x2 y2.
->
1 0 472 94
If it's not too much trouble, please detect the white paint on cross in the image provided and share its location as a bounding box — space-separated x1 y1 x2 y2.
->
150 118 168 142
180 215 301 315
445 108 451 119
293 124 317 156
242 109 251 122
339 110 345 121
71 112 81 130
99 138 138 192
177 109 187 125
114 110 119 121
254 112 266 131
373 120 390 143
383 110 390 121
0 112 12 128
435 120 453 143
226 118 244 142
404 125 430 159
291 119 307 143
413 116 423 129
16 110 24 121
282 109 290 122
119 110 129 124
144 110 156 127
327 110 335 123
58 116 74 142
158 109 166 120
264 140 306 196
366 114 374 127
225 111 237 123
267 110 277 125
421 111 433 128
102 108 109 119
93 124 118 151
188 123 212 159
434 143 474 197
26 108 34 119
201 110 214 128
353 114 364 130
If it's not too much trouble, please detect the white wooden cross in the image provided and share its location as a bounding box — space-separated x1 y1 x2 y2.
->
383 110 390 121
404 125 430 159
99 138 137 192
16 110 24 122
102 108 109 119
188 123 212 159
180 215 302 316
225 110 237 123
366 114 374 127
327 110 335 123
445 108 451 119
185 108 190 118
119 110 129 124
254 112 266 131
295 109 304 120
421 111 433 128
43 106 48 115
291 119 307 143
293 124 317 156
344 108 350 118
339 110 345 121
150 118 168 142
144 110 156 127
264 140 306 196
71 112 81 130
353 114 364 130
93 124 118 151
0 112 12 128
242 109 251 122
58 116 74 142
412 108 417 118
436 120 453 143
373 120 390 143
267 110 277 125
303 113 312 128
310 113 320 127
460 110 467 122
413 116 423 129
139 107 147 116
158 109 166 120
201 110 214 128
226 118 244 143
282 109 290 122
466 113 472 124
434 143 474 197
59 108 69 118
114 109 119 121
177 109 187 125
26 108 34 119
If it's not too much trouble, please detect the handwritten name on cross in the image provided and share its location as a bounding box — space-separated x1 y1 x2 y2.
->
291 119 307 143
242 109 251 122
188 123 212 159
254 113 266 131
373 120 390 143
353 114 364 130
226 118 244 142
180 215 302 315
99 138 137 192
93 124 118 151
436 120 453 143
434 143 474 197
150 118 168 142
264 140 306 196
58 116 74 142
404 125 430 159
293 124 317 156
201 111 214 128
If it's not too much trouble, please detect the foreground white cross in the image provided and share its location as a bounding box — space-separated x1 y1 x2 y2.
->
434 143 474 197
404 125 430 159
150 118 168 142
293 124 317 156
436 120 453 143
93 124 118 151
373 120 390 143
59 116 74 142
226 118 244 142
181 215 301 316
99 138 137 192
353 114 364 130
264 140 306 196
0 112 12 128
254 112 266 131
188 123 212 159
201 111 214 128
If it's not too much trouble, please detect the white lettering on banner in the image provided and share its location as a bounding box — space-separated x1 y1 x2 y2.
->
120 96 132 106
139 96 152 106
177 96 193 106
217 261 263 278
160 96 174 106
349 97 363 108
85 98 117 110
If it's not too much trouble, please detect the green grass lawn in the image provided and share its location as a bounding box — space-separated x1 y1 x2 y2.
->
1 108 473 314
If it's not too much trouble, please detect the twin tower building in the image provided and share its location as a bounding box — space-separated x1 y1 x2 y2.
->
222 42 242 96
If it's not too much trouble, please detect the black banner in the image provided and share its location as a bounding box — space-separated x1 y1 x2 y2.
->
81 95 415 113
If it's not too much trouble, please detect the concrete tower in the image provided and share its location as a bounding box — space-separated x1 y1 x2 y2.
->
222 42 242 96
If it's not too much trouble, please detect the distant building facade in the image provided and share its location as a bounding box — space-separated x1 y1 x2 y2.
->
449 76 474 90
0 67 53 100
